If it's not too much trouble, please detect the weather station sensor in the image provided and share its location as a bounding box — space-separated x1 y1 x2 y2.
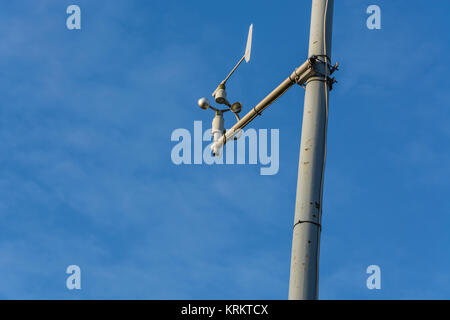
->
197 24 253 156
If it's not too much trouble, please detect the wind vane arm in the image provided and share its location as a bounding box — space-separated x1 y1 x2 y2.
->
222 55 245 85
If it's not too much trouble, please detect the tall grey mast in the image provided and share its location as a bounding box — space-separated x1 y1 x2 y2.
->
288 0 334 300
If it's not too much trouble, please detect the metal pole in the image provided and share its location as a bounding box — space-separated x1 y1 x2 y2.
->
288 0 334 300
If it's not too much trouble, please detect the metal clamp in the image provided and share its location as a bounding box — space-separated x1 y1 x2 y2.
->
303 55 339 91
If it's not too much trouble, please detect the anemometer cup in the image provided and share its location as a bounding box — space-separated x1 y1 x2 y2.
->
230 102 242 114
198 97 210 110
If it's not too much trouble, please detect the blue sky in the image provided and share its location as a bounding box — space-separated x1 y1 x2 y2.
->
0 0 449 299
